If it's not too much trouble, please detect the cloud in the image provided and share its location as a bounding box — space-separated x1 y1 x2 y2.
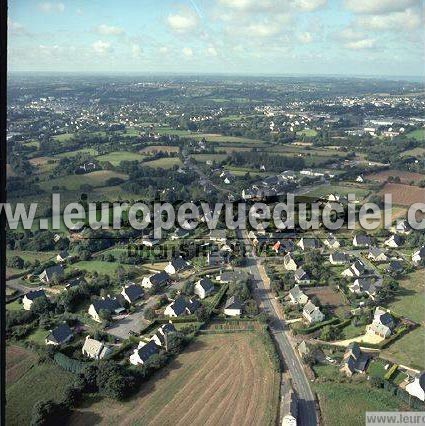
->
182 47 193 57
345 38 376 50
298 31 313 43
218 0 272 11
8 18 27 35
167 10 199 33
292 0 327 12
338 27 366 41
356 8 422 31
92 40 111 54
206 46 218 56
131 44 142 58
246 22 282 37
95 24 124 35
159 46 169 54
344 0 419 15
38 2 65 13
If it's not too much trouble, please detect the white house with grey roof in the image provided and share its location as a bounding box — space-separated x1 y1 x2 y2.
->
284 253 299 271
329 252 350 265
288 285 309 305
129 340 160 366
194 278 215 299
22 289 47 311
164 257 191 275
303 301 324 324
82 336 112 360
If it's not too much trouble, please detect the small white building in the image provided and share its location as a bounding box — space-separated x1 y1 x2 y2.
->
224 296 243 316
82 336 112 360
302 301 324 324
194 278 215 299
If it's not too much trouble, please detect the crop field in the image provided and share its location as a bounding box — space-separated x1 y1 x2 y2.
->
70 332 280 426
297 129 318 137
140 145 180 154
192 153 228 162
97 151 145 165
6 355 74 425
6 345 37 386
143 157 183 169
366 169 425 184
380 183 425 206
39 170 129 191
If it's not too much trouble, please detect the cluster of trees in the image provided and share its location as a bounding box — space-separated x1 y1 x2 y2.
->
229 151 305 171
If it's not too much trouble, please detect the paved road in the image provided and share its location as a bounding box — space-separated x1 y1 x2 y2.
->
239 230 318 426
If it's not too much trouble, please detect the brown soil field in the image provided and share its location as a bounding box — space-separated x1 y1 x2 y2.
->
140 145 180 154
380 183 425 206
366 169 425 184
6 345 37 386
70 332 280 426
304 287 348 315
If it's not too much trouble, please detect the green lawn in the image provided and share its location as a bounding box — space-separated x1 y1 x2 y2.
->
340 322 365 339
70 260 134 275
192 153 228 163
381 327 425 370
387 269 425 324
367 360 387 378
297 129 318 137
6 361 74 426
6 300 22 311
56 148 98 158
7 250 56 263
400 147 425 157
143 157 183 169
96 151 145 165
26 327 48 345
406 128 425 141
39 170 129 191
53 133 75 142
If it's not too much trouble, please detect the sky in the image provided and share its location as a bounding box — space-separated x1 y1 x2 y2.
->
7 0 425 77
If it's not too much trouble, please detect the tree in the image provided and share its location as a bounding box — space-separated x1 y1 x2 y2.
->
244 299 259 316
181 281 194 296
31 400 68 426
31 297 51 315
144 307 156 321
165 332 185 354
96 362 134 400
195 305 209 322
7 255 25 269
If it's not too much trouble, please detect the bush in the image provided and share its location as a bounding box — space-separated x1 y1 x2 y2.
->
384 364 398 381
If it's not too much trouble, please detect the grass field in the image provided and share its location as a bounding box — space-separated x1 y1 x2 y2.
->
7 250 56 264
381 327 425 370
387 269 425 324
53 133 75 142
39 170 129 191
140 145 180 154
143 157 183 169
57 148 98 158
97 151 145 165
314 382 407 426
70 332 280 426
406 128 425 141
70 260 135 275
304 184 370 200
297 129 318 137
400 147 425 157
366 169 425 184
192 153 228 162
6 350 74 426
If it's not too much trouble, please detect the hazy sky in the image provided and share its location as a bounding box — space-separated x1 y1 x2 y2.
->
8 0 425 77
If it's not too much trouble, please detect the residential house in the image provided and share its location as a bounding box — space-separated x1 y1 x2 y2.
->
294 267 311 284
164 257 191 275
406 372 425 402
207 251 228 267
323 234 340 249
339 342 370 377
303 301 325 324
384 234 403 248
45 323 73 346
141 236 160 247
289 285 309 305
151 322 177 348
284 253 299 271
329 252 350 265
215 270 247 284
22 289 47 311
348 278 378 299
224 295 243 316
82 336 112 360
170 228 190 240
121 283 144 304
209 229 227 243
142 271 171 289
164 296 201 317
341 260 366 278
88 297 126 322
56 250 71 263
297 237 320 251
368 247 389 262
129 340 160 366
412 247 425 265
39 264 65 284
64 276 87 290
395 220 411 235
387 260 404 274
297 340 311 357
194 278 215 299
367 307 395 338
353 234 372 247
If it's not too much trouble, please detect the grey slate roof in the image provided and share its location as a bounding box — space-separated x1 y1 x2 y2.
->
136 340 160 363
123 284 144 302
47 323 73 344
